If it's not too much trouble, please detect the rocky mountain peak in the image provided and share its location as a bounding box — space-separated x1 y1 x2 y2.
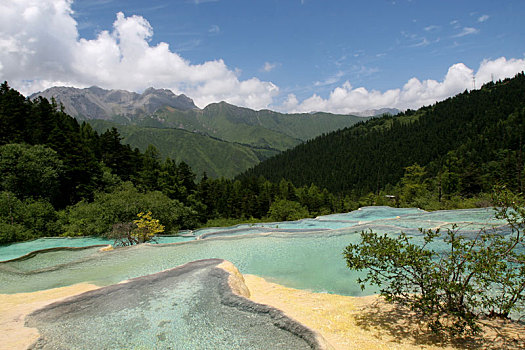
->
30 86 198 120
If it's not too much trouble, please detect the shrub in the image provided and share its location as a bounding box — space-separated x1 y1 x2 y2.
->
343 187 525 336
268 199 309 221
108 212 165 246
61 182 197 236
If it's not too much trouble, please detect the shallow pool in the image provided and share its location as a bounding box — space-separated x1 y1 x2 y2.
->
25 259 318 350
0 206 511 349
0 206 504 296
0 235 194 262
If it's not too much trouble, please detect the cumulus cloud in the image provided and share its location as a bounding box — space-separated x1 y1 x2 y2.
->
0 1 523 115
280 57 525 114
0 0 277 109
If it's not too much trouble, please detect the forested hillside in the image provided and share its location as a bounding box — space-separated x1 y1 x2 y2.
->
160 101 368 145
242 73 525 205
0 82 350 244
32 86 371 177
3 74 524 245
88 120 278 178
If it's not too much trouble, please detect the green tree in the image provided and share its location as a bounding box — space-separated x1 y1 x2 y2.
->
0 191 59 244
268 199 309 221
136 144 162 191
109 211 165 246
343 188 525 336
0 143 63 204
399 163 429 207
19 198 60 237
0 192 29 243
99 127 138 180
0 81 29 144
61 182 197 237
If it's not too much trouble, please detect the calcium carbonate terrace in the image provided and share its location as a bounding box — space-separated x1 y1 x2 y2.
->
0 206 512 349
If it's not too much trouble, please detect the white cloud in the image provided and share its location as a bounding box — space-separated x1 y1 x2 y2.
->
453 27 479 38
278 57 525 114
314 71 344 87
475 57 525 83
0 0 277 110
0 1 523 116
409 37 430 47
282 93 300 112
450 20 461 29
208 24 220 34
478 14 489 23
424 25 439 32
262 61 278 72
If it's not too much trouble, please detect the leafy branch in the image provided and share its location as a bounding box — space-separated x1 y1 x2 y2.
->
344 188 525 336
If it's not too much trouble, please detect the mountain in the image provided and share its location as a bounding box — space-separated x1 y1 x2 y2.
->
31 86 369 150
353 108 400 117
30 86 197 122
30 86 370 177
152 101 369 150
88 120 278 178
241 72 525 197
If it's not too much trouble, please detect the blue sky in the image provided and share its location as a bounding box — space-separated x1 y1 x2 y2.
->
1 0 524 113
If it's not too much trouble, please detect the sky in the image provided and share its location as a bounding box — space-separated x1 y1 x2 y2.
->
1 0 524 114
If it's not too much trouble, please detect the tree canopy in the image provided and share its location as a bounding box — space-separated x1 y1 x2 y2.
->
242 73 525 200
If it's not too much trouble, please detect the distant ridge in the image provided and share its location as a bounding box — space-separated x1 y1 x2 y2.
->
30 86 371 147
30 86 197 121
352 107 400 117
30 85 371 178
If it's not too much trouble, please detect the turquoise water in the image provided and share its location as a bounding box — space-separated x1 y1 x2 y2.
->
0 206 514 349
0 206 504 296
1 230 364 295
1 206 419 261
193 206 425 238
26 260 315 350
0 207 516 350
5 206 495 262
0 236 195 262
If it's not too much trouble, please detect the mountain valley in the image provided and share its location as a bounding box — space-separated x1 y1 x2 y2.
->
31 86 372 177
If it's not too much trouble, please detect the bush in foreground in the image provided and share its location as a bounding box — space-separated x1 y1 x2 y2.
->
343 187 525 336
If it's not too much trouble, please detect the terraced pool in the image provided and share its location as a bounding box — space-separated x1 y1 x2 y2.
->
0 206 508 349
0 206 504 295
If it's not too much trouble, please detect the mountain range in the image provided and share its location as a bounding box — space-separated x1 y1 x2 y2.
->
30 86 374 177
32 86 197 121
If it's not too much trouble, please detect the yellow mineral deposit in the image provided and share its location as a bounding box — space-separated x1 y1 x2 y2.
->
99 245 114 252
0 284 100 350
2 271 523 350
243 274 524 350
